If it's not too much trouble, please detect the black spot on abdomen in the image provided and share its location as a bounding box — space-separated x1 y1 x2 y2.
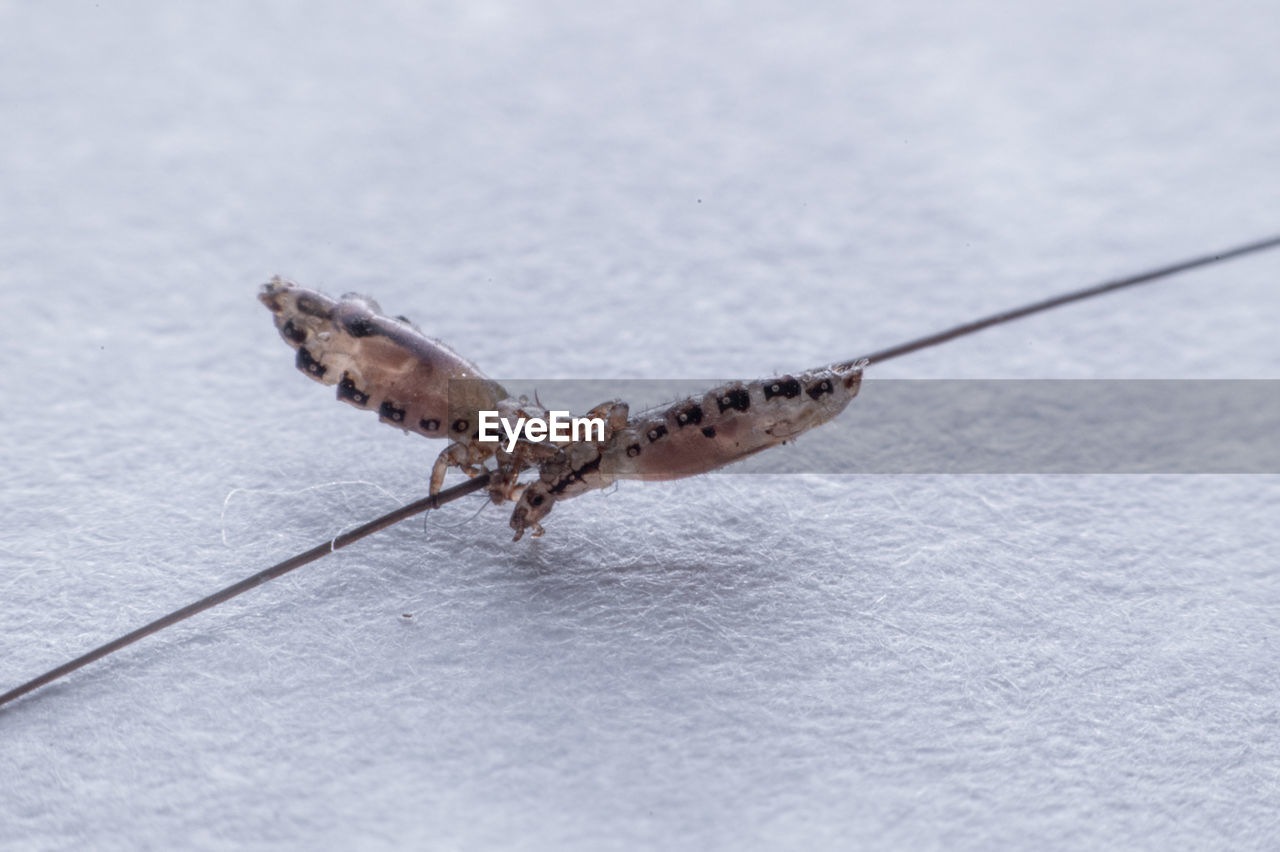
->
420 418 441 432
452 418 470 434
806 379 834 400
716 388 751 413
626 443 641 457
379 401 406 423
673 403 703 427
763 376 801 401
281 319 307 344
646 424 668 443
343 314 376 337
701 426 716 438
296 347 327 378
337 373 370 406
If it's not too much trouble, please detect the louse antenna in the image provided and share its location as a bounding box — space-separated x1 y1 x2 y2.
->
3 232 1279 710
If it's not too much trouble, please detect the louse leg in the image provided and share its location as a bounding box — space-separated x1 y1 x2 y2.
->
485 450 527 504
488 443 559 502
429 443 490 495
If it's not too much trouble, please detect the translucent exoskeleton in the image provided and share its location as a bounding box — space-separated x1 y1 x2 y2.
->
261 278 865 539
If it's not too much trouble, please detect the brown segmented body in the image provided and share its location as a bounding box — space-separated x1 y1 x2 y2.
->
261 277 865 539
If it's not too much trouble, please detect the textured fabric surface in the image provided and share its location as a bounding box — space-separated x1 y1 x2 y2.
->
1 2 1278 849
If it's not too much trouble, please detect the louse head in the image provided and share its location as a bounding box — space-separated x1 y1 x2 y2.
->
509 482 555 541
258 276 294 313
258 276 336 324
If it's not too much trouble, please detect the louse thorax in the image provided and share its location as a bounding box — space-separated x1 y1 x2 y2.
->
507 432 622 540
505 398 630 540
601 360 866 481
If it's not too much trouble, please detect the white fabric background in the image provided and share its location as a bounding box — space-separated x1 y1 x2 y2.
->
1 2 1278 849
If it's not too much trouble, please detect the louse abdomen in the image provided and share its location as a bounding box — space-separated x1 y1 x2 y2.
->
260 277 508 440
604 363 864 480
